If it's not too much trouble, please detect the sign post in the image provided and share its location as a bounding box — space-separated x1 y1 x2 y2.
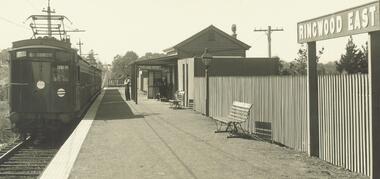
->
298 1 380 178
306 41 319 157
369 30 380 179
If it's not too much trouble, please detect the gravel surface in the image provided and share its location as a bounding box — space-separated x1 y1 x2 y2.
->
69 89 368 179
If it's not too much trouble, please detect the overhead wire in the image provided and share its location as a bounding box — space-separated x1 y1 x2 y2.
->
252 32 266 43
0 16 29 30
0 0 39 30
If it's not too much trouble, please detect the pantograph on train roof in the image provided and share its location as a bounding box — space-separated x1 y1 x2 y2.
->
24 0 84 40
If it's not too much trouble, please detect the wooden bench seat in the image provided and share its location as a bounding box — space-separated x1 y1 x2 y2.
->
170 91 184 109
213 101 252 137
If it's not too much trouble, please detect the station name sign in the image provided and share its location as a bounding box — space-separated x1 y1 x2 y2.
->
297 1 380 43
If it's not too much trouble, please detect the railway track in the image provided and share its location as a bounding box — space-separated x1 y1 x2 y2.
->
0 137 61 179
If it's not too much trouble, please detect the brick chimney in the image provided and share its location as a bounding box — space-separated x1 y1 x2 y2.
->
231 24 237 38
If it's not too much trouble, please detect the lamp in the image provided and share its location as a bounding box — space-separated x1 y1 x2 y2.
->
201 48 213 68
201 48 212 117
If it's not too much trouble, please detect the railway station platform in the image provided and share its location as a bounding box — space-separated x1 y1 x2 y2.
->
42 88 367 179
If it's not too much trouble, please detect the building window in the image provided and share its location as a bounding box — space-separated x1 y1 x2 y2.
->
53 65 69 82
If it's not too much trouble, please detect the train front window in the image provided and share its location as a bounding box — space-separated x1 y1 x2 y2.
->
56 51 71 61
53 65 69 82
29 52 53 58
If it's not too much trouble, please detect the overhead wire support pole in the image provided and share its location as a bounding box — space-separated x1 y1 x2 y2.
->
42 0 55 37
77 39 83 56
254 26 284 58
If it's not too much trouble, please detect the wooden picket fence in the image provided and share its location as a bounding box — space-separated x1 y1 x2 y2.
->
318 74 371 175
193 74 371 176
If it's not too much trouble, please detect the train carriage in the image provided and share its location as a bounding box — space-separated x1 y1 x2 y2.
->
7 1 102 138
9 37 101 136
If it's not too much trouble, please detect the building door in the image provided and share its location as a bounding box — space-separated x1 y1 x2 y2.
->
148 71 162 99
148 72 154 98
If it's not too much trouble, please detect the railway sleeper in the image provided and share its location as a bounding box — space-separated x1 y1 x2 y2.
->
20 148 58 152
0 165 45 169
7 159 51 163
0 172 40 176
7 160 51 163
12 154 54 158
17 151 56 154
17 152 56 155
16 152 56 155
0 147 15 151
16 153 56 156
3 161 49 165
18 148 57 150
9 157 52 159
0 168 44 172
0 164 46 168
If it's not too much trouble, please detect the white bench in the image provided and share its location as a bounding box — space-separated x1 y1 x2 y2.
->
213 101 252 137
170 91 184 109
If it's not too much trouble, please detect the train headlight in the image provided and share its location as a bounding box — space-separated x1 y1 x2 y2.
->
57 88 66 97
36 81 45 89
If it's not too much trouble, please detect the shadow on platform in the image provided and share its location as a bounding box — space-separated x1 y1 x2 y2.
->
95 89 144 120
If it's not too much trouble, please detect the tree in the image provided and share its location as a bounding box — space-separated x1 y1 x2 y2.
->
86 49 97 65
0 49 9 65
292 46 308 75
275 59 293 75
336 36 367 74
358 42 368 73
111 51 139 79
320 61 339 75
138 52 166 61
0 49 9 85
280 45 324 75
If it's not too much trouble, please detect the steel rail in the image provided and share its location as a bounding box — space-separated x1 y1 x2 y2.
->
0 136 31 164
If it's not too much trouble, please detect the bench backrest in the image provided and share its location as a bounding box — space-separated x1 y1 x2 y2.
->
228 101 252 122
176 91 185 100
255 121 272 142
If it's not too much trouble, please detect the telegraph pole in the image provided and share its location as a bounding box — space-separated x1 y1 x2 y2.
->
77 39 83 56
254 26 284 58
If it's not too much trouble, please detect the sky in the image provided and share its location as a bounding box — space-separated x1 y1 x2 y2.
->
0 0 374 64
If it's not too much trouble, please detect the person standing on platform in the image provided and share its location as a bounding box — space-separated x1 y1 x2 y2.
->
124 76 131 101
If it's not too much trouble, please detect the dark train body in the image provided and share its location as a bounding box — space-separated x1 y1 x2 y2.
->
8 37 101 136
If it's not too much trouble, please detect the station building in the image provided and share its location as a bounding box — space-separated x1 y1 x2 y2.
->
132 25 279 106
